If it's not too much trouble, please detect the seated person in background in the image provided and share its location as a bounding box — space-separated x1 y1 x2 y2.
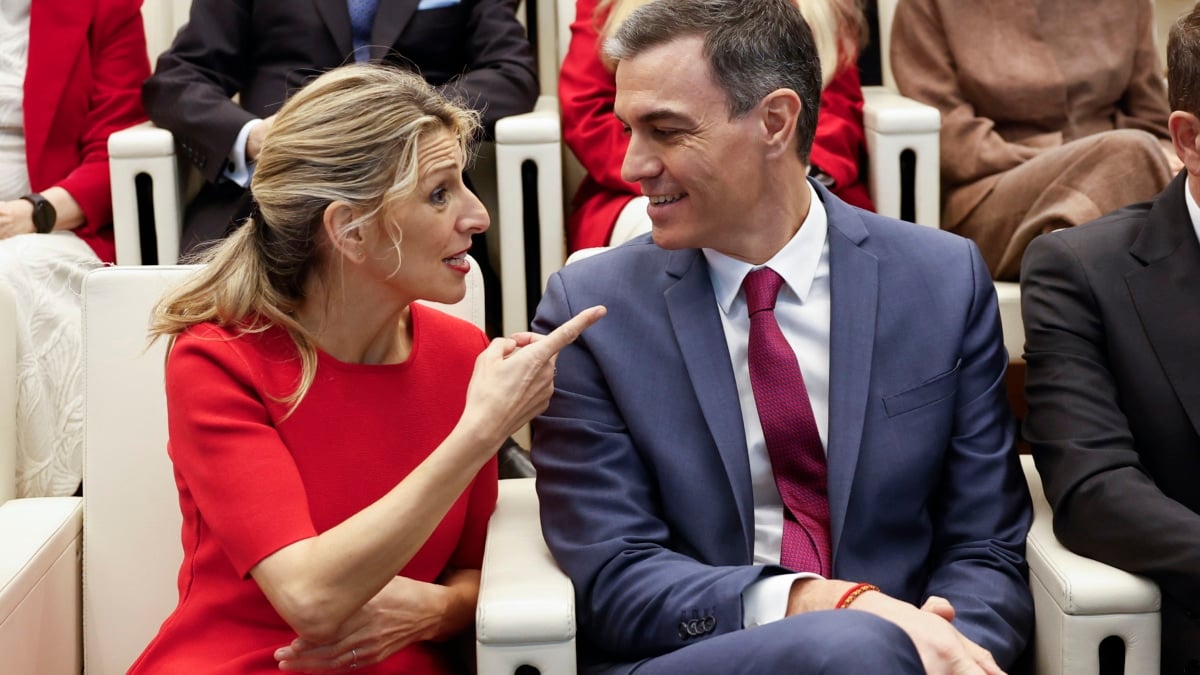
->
891 0 1178 280
533 1 1032 672
142 0 538 255
0 0 148 497
1022 5 1200 671
129 64 603 673
560 0 874 251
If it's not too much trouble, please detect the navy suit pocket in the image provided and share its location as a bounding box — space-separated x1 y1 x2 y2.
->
882 360 960 417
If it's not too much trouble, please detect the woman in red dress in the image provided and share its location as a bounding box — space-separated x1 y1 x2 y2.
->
129 64 604 674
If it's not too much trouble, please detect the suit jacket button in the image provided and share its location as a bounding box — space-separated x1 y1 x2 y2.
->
703 616 716 632
678 622 690 639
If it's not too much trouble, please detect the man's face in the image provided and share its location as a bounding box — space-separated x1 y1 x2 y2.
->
615 36 768 253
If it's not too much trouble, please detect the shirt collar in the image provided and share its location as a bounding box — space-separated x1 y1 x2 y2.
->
703 181 828 314
1185 174 1200 248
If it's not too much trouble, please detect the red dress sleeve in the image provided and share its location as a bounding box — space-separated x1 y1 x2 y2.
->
165 326 319 577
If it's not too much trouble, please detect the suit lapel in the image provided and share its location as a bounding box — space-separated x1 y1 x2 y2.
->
26 0 89 168
664 249 756 556
821 188 878 557
314 0 354 60
370 0 422 61
1126 173 1200 439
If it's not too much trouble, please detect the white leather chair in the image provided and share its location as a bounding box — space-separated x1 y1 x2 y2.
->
0 258 485 673
473 248 1163 675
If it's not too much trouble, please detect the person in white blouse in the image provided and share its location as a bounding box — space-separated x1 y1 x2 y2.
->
0 0 148 497
530 1 1032 673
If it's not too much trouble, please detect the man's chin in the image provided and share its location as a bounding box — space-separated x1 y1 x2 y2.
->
650 222 692 250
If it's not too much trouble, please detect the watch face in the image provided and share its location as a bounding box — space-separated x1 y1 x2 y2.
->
24 194 56 233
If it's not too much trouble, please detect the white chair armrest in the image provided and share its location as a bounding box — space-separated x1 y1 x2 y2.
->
494 95 566 337
995 282 1023 362
108 123 183 265
476 478 576 675
1021 455 1161 674
0 497 83 673
862 86 941 229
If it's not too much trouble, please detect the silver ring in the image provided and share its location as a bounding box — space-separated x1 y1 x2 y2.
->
350 648 358 670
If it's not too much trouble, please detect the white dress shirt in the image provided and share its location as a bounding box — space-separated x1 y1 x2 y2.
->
702 181 832 627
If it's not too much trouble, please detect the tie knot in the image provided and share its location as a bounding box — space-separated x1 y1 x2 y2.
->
743 267 785 315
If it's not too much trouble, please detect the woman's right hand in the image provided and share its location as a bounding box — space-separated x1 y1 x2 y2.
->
458 305 606 450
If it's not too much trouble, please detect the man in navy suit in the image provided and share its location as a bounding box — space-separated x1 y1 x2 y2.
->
531 0 1032 673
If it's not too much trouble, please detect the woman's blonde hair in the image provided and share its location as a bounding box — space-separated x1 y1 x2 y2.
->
151 64 480 409
597 0 865 86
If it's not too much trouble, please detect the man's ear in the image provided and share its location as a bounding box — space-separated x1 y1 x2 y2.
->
1170 111 1200 175
322 200 366 264
760 88 802 161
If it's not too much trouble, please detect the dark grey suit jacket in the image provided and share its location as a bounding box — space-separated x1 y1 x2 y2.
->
1022 170 1200 673
143 0 537 250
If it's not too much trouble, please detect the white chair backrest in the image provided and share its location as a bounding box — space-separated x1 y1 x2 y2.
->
140 0 191 65
81 259 483 673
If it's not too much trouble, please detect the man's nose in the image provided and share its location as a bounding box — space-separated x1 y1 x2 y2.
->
621 132 660 185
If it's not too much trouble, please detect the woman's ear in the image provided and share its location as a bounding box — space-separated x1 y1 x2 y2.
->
322 201 366 264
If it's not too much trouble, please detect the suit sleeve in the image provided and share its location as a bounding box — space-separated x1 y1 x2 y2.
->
1114 0 1170 138
53 0 150 233
889 0 1040 187
919 238 1033 667
142 0 258 183
440 0 538 134
1021 233 1200 612
531 273 784 659
558 0 640 196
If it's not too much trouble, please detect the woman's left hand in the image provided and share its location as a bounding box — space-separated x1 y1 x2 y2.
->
274 572 473 671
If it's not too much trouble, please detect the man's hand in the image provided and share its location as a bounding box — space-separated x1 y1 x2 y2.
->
0 199 36 240
247 114 277 163
788 579 1004 675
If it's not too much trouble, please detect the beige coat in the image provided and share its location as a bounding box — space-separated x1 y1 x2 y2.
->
891 0 1171 279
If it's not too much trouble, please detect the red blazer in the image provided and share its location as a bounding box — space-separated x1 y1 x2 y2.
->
25 0 150 263
559 0 873 251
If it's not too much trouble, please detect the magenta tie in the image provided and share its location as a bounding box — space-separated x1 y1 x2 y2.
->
743 267 832 575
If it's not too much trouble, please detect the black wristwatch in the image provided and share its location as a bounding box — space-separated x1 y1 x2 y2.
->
20 193 57 234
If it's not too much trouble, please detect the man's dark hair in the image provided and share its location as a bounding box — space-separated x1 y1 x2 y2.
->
603 0 822 165
1168 3 1200 116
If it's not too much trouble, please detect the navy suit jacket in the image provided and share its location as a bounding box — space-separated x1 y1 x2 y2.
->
532 182 1033 673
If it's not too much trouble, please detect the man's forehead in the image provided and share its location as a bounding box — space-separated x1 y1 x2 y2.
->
613 36 722 120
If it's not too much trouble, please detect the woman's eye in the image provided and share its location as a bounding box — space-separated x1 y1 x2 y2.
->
430 188 449 205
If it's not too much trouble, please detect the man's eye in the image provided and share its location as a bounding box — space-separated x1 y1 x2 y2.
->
653 128 679 138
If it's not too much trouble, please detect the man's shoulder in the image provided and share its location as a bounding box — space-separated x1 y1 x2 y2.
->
1025 199 1154 272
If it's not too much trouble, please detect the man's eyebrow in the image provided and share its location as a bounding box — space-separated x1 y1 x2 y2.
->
615 108 695 126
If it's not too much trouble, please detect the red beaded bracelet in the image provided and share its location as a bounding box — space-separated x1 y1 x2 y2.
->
835 582 880 609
